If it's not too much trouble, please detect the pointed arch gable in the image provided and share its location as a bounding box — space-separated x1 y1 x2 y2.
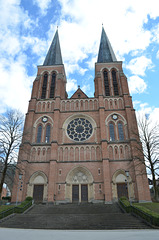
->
66 165 94 184
33 115 53 127
40 69 59 75
105 112 127 125
29 171 48 184
112 169 132 184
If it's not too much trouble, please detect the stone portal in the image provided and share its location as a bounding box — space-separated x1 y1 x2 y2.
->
66 166 94 203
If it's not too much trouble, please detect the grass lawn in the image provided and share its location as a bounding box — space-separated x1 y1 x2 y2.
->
133 202 159 214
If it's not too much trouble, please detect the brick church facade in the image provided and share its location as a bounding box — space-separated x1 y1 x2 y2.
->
12 27 151 203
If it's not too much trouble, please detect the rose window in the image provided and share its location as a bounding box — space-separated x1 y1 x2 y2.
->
67 118 93 142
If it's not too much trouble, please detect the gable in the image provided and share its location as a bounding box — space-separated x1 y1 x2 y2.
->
70 88 88 99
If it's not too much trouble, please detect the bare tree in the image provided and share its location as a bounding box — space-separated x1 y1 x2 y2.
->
0 109 24 199
135 114 159 201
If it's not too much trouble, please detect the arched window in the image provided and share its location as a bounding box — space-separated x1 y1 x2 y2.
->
109 123 115 141
103 70 110 96
45 124 51 143
50 73 56 98
41 74 48 99
118 122 124 140
112 70 119 96
37 125 42 143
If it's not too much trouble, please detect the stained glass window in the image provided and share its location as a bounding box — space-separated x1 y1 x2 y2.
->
37 125 42 143
45 124 51 143
67 118 93 142
109 123 115 141
118 122 124 140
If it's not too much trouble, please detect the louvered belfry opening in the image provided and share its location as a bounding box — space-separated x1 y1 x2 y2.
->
41 74 48 99
50 73 56 98
103 70 110 96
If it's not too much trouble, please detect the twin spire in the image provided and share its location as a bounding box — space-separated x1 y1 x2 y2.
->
43 29 63 66
97 27 117 63
43 26 117 66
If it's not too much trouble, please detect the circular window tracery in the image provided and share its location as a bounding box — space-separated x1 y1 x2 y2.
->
67 118 93 142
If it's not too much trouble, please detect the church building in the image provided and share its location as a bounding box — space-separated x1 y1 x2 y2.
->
11 27 151 203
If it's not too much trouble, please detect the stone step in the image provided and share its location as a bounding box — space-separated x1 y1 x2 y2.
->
0 203 151 229
0 213 150 229
28 204 122 214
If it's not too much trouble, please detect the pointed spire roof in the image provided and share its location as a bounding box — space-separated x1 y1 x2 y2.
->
97 27 117 63
43 29 63 66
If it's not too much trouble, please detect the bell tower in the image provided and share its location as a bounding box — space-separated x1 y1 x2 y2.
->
30 29 67 103
95 27 151 202
94 27 130 98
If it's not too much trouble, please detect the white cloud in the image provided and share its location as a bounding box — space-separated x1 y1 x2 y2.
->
81 84 91 95
0 0 35 31
136 104 159 125
156 50 159 59
133 100 141 108
0 55 34 114
0 0 36 113
152 23 159 43
149 108 159 123
22 36 47 57
0 0 37 59
128 75 147 94
58 0 157 58
126 56 153 76
65 62 88 76
66 78 78 92
33 0 52 15
0 33 20 56
86 57 97 69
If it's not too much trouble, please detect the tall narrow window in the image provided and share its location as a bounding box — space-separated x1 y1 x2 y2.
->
112 70 119 96
37 125 42 143
118 122 124 140
109 123 115 141
41 74 48 99
45 124 51 143
103 70 110 96
50 73 56 98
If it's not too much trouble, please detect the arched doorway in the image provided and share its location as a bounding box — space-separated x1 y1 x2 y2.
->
27 171 48 203
112 169 134 201
65 166 94 203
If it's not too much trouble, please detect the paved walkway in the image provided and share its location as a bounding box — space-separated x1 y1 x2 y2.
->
0 228 159 240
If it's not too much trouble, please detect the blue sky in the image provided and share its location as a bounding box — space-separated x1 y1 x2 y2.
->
0 0 159 122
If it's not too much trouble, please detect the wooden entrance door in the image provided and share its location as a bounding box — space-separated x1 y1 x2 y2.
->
33 184 44 203
81 184 88 202
117 183 128 199
72 185 79 202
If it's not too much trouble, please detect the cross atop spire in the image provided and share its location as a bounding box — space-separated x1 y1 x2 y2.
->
97 27 117 63
43 29 63 66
